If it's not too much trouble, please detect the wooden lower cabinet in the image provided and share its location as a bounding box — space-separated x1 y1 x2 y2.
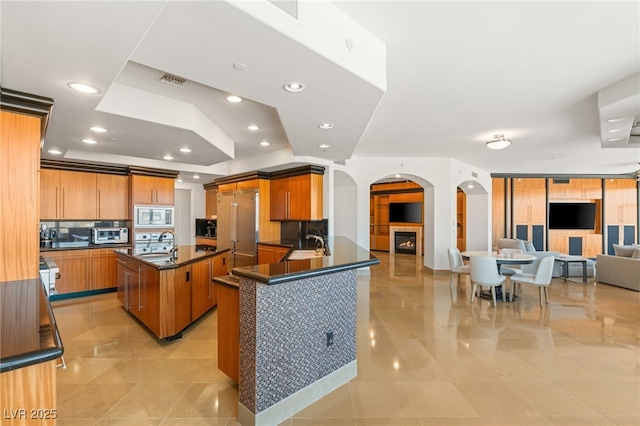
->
257 244 290 264
116 253 223 339
46 248 125 295
217 282 239 383
0 359 57 425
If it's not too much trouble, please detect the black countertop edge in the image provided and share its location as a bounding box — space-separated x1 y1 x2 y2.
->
40 243 133 252
115 247 230 270
232 257 380 285
0 280 64 373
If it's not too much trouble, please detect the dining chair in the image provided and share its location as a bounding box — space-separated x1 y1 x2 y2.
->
447 248 470 287
499 248 523 298
470 256 506 307
509 256 555 307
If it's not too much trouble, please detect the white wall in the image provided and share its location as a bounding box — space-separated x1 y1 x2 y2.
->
333 170 357 241
175 181 207 244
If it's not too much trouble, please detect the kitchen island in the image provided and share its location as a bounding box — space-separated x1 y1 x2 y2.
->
1 279 63 425
215 236 378 426
115 245 229 340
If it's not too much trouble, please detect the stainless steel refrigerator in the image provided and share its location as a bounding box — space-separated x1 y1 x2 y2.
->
216 189 259 269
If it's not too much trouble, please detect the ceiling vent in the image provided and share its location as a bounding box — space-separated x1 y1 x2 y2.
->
159 73 186 87
268 0 298 19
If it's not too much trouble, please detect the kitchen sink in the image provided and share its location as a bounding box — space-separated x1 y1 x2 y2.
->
286 249 326 260
135 253 175 265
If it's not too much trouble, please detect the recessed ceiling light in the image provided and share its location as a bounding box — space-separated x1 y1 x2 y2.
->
318 123 333 130
260 141 270 147
89 126 107 133
81 138 98 144
607 137 623 142
177 178 183 183
48 149 62 155
607 118 624 122
247 124 260 131
608 129 622 133
179 148 191 153
163 155 174 160
233 63 247 71
67 82 101 94
283 82 305 93
193 174 200 179
318 144 330 149
226 95 242 103
468 184 474 189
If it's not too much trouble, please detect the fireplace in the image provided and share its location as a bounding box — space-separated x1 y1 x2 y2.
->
389 226 423 256
394 232 417 254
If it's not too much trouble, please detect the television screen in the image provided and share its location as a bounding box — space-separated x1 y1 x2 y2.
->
548 203 596 230
389 202 422 223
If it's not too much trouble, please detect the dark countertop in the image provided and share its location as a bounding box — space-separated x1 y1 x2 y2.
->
232 236 379 285
115 245 229 270
40 242 132 251
0 279 64 373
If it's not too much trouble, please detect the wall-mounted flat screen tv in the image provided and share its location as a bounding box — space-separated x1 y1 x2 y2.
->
389 202 422 223
548 202 597 230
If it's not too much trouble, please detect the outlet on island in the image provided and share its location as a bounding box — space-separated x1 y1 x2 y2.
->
326 330 334 347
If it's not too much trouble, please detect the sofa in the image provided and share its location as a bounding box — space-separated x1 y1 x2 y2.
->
596 244 640 291
496 238 596 278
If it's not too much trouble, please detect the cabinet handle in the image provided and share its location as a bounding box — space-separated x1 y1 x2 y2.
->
124 271 130 311
208 262 212 299
97 189 101 217
186 270 190 282
55 187 59 218
61 187 65 218
138 267 144 310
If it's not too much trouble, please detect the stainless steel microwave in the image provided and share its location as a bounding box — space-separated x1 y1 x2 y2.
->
134 206 174 228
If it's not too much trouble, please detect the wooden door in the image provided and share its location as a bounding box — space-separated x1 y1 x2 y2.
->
60 171 97 219
40 169 61 220
153 177 175 205
205 189 217 218
91 249 117 290
47 250 91 294
97 174 129 219
172 265 192 333
217 282 239 383
191 258 215 321
270 178 288 220
137 265 159 335
287 175 312 220
131 175 156 204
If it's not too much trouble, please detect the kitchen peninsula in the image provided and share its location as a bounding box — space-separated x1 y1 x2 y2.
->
115 245 228 340
215 236 379 426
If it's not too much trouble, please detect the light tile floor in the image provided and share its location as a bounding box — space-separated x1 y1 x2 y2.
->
52 252 640 425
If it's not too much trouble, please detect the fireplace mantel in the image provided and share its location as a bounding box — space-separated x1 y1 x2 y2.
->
389 226 422 256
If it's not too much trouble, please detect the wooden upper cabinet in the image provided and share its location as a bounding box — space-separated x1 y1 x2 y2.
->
41 170 97 219
605 179 638 224
97 174 129 219
131 175 174 205
512 178 546 224
205 189 217 219
270 174 323 220
548 178 602 200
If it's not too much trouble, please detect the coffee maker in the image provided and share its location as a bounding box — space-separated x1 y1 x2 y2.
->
39 224 56 247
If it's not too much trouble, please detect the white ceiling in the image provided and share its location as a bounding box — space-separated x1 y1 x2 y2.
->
1 1 639 184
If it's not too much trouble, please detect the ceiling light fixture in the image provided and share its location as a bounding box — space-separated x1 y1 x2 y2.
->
247 124 260 131
48 149 62 155
177 178 183 183
260 141 270 147
318 144 330 149
607 129 622 133
163 155 174 160
89 126 107 133
283 82 305 93
67 82 101 94
193 174 200 179
606 118 625 123
179 148 191 153
607 137 623 142
486 134 512 150
81 138 98 144
318 123 333 130
226 95 242 103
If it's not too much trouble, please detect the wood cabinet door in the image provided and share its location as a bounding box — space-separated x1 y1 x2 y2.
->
257 245 276 264
91 249 117 290
60 171 97 219
269 178 288 220
172 265 192 333
154 177 175 205
97 174 129 219
40 169 61 220
137 265 159 335
191 259 214 321
131 175 155 204
47 250 91 294
205 189 217 218
274 246 290 262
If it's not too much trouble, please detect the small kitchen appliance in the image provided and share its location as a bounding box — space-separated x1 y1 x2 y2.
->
133 231 175 255
90 227 128 244
39 224 56 247
134 205 174 228
39 256 59 296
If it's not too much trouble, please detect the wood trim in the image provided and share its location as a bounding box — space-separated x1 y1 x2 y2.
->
41 159 129 175
127 166 179 179
269 165 325 179
0 87 54 148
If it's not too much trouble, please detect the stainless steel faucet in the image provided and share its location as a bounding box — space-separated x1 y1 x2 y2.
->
305 234 324 249
159 230 178 259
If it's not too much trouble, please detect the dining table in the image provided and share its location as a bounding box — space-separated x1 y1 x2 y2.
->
460 251 537 301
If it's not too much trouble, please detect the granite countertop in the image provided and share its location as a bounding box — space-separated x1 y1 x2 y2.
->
232 236 379 285
40 242 132 251
0 279 63 372
115 245 229 270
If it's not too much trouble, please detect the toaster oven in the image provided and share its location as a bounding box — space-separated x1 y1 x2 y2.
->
90 227 129 244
